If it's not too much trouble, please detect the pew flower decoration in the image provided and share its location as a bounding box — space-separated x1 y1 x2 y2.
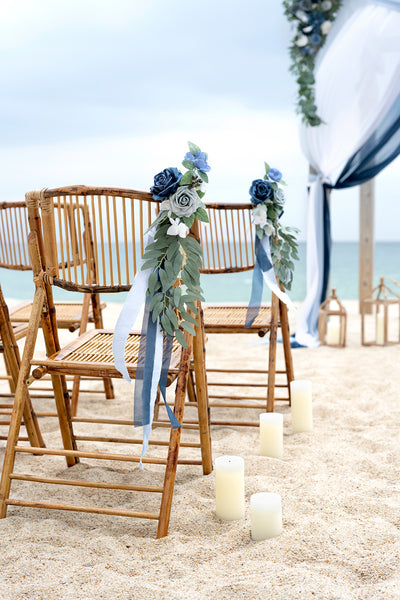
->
283 0 342 126
249 162 299 291
142 142 210 348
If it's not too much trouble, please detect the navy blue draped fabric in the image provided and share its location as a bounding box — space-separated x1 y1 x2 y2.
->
319 92 400 305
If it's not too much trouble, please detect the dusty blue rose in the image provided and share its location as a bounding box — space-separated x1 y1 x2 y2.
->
150 167 182 201
310 33 322 46
249 179 274 205
301 46 313 56
268 168 282 182
184 151 211 173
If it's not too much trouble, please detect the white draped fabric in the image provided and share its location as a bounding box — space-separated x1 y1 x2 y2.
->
295 0 400 347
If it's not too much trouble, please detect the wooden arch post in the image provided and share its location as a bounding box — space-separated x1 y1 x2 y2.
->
359 179 375 313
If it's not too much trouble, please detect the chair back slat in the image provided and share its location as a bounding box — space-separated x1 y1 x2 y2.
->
0 202 31 271
36 186 158 293
200 203 256 274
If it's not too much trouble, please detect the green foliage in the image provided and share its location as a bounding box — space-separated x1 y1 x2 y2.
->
143 141 210 347
283 0 343 127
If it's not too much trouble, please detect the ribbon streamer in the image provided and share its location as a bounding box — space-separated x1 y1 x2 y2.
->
245 234 294 328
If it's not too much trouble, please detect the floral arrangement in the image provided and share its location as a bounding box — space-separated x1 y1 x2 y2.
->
141 142 210 348
283 0 342 126
249 163 299 290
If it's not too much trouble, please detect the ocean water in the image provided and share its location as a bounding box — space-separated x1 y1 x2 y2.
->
1 242 399 304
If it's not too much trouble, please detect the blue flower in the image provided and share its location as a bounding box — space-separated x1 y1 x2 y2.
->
249 179 274 205
184 151 211 173
150 167 182 202
310 33 322 46
268 168 282 182
301 46 313 55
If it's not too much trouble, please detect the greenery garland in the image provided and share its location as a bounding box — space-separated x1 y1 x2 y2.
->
283 0 342 126
249 163 299 290
141 142 209 348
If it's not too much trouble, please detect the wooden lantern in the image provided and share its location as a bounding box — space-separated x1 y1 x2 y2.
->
318 288 347 347
361 277 400 346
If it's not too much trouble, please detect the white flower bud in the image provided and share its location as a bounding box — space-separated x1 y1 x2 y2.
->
321 20 332 35
296 35 309 47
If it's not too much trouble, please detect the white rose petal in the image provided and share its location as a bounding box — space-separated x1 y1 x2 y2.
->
296 35 309 47
159 199 171 213
321 20 332 35
167 217 189 238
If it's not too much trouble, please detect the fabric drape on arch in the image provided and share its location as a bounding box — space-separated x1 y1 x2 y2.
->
294 0 400 348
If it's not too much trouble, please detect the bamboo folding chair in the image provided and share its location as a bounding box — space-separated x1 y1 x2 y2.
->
0 284 45 450
0 200 112 412
0 186 212 538
193 201 294 425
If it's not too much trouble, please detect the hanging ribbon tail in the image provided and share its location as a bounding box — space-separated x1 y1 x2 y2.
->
158 335 181 430
245 234 294 328
113 231 156 382
135 294 164 468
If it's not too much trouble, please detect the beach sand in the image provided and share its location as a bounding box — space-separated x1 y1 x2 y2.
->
0 299 399 600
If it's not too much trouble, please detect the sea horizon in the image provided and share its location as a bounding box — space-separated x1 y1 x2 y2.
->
1 241 399 305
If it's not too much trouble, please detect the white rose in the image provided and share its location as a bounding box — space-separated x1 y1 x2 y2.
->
296 35 309 47
321 0 332 10
252 204 267 227
167 217 189 238
321 20 332 35
295 10 309 23
169 186 201 217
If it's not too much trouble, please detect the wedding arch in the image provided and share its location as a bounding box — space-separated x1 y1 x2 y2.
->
286 0 400 347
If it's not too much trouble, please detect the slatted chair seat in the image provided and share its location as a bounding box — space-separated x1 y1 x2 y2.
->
203 304 272 334
31 330 181 383
9 300 106 332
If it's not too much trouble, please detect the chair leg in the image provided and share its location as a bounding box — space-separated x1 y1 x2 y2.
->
157 334 192 538
279 300 294 405
91 293 115 400
267 293 280 412
0 285 45 518
192 304 212 475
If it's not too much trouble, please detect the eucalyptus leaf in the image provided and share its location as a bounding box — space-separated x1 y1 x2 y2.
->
187 141 201 155
198 171 208 183
180 320 196 335
179 171 194 186
175 328 188 349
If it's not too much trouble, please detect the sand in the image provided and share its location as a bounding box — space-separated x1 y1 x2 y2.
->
0 299 399 600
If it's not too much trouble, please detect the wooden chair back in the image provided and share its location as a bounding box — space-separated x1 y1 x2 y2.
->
199 202 255 274
34 186 159 294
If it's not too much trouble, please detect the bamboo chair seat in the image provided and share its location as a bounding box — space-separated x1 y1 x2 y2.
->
31 329 181 382
9 300 106 332
203 304 272 334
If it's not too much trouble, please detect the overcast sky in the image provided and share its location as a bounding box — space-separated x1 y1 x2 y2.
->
0 0 398 240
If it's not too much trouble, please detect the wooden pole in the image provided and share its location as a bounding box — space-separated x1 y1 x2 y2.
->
359 180 375 313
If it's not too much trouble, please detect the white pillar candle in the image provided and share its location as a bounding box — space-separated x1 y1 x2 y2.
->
326 317 340 345
215 455 245 521
250 492 282 541
290 379 313 433
259 413 283 459
376 312 385 345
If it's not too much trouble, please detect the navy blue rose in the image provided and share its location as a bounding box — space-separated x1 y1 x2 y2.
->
249 179 274 205
150 167 182 202
184 151 211 173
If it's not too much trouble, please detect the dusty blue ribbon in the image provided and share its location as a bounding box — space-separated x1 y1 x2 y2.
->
245 233 293 328
245 235 273 328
